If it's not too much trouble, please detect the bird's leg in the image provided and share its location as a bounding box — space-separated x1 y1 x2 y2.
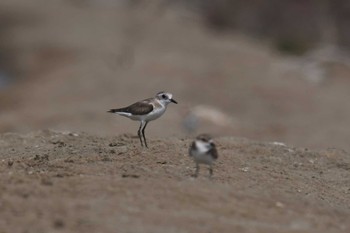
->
209 165 213 177
194 163 199 177
142 121 149 148
137 122 144 147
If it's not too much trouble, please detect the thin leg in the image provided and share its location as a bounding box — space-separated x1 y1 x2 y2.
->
142 121 149 148
209 165 213 177
194 163 199 177
137 121 145 147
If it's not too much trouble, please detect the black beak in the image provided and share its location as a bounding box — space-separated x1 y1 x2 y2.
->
171 99 178 104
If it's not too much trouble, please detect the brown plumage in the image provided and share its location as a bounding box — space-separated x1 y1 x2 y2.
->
108 100 154 115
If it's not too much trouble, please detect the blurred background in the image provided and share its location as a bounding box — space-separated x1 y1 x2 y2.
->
0 0 350 150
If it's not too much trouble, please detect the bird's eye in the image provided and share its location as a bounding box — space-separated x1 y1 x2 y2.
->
162 94 167 99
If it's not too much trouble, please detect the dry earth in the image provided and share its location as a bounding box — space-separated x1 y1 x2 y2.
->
0 130 349 233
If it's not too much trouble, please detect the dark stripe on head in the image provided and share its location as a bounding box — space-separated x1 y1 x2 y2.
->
196 134 212 142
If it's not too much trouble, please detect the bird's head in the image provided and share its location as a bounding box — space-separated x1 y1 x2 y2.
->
156 91 178 105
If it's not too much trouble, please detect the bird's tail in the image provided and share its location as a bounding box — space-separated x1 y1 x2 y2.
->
107 108 123 113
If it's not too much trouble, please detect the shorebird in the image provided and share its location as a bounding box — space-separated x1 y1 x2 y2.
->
108 91 177 148
189 134 218 177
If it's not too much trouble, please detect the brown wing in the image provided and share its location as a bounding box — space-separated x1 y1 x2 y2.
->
208 143 218 160
108 100 153 115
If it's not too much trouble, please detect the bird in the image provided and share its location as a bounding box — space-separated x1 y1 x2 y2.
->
189 134 218 177
107 91 177 148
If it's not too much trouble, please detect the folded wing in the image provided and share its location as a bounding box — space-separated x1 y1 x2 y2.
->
108 101 154 115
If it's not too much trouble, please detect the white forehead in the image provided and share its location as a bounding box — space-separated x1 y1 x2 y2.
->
157 92 172 98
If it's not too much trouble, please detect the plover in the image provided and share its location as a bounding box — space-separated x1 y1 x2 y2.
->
108 91 177 148
189 134 218 177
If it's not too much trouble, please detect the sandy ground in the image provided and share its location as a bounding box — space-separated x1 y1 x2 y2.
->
0 130 349 233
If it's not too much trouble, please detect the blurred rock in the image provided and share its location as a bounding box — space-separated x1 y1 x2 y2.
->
183 105 236 133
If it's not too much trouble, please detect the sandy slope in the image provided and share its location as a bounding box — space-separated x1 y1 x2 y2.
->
0 130 349 233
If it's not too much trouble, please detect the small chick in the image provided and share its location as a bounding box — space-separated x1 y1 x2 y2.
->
189 134 218 177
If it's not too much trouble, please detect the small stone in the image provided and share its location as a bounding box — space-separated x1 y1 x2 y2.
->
122 174 140 178
41 178 53 186
101 156 112 162
64 159 74 163
276 202 285 208
109 142 125 147
68 132 79 137
271 142 286 146
53 219 65 229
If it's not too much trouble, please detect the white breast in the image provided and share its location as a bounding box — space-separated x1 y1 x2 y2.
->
143 102 166 121
191 141 214 165
195 140 210 153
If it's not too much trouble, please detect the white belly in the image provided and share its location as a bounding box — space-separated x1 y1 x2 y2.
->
117 105 166 122
191 150 215 165
143 106 166 121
